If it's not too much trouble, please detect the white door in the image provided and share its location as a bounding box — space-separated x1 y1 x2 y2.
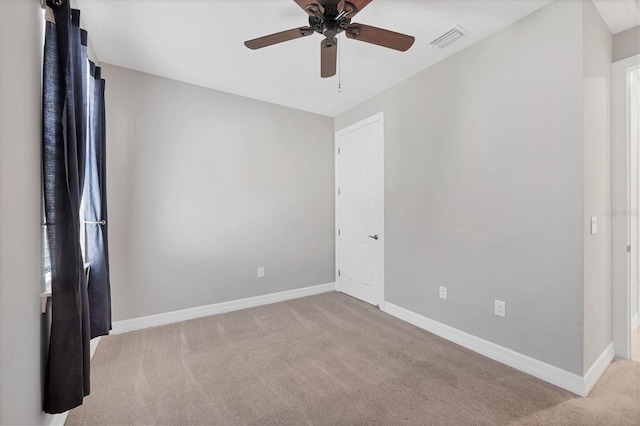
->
336 113 384 307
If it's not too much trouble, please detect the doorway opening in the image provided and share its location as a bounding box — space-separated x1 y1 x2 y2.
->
612 54 640 361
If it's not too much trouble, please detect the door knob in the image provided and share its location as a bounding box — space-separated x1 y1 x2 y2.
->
368 235 379 240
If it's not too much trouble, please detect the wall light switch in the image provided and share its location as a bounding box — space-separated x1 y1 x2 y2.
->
590 216 597 234
439 286 447 300
495 300 506 318
258 267 265 278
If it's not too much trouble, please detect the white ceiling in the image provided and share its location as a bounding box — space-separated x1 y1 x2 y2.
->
74 0 634 117
593 0 640 34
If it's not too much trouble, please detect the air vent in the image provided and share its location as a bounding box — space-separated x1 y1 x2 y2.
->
430 25 467 49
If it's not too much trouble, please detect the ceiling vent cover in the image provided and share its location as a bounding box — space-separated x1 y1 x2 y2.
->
430 25 467 49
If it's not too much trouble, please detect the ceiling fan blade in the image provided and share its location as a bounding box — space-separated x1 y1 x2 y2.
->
294 0 325 16
244 27 314 50
321 38 337 78
345 23 415 51
342 0 373 18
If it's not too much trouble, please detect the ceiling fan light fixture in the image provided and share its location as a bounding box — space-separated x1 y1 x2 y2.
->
430 25 467 49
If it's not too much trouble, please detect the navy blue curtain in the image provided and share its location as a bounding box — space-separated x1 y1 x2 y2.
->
43 0 110 414
84 63 112 338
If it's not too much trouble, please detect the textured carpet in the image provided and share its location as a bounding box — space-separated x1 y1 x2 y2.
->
67 292 640 425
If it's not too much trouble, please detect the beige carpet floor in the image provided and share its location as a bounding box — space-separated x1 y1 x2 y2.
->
67 292 640 425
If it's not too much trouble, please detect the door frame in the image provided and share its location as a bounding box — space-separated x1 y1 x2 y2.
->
612 54 640 359
335 112 385 308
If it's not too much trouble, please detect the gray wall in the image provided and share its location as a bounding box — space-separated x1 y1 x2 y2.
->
101 64 335 321
0 1 49 424
582 0 613 374
336 0 587 375
613 25 639 63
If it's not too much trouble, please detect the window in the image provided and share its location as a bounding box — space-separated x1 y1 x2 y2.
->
43 226 51 274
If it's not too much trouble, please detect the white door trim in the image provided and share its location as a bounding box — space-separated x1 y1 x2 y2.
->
612 54 640 359
335 112 385 309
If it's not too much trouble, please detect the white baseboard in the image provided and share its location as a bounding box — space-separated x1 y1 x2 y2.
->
583 342 615 396
632 313 639 331
47 336 102 426
383 302 613 397
90 336 101 359
112 282 336 335
48 412 69 426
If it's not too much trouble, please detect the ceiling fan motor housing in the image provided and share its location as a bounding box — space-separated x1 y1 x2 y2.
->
322 20 339 38
308 1 352 39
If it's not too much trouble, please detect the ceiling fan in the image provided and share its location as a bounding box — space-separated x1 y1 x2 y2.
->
244 0 415 78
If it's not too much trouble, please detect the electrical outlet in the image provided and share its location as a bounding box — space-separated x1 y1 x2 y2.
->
258 267 265 278
495 300 506 317
439 286 447 300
